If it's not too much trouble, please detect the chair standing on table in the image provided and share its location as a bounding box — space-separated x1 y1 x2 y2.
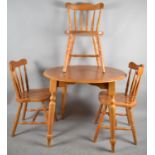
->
63 2 105 73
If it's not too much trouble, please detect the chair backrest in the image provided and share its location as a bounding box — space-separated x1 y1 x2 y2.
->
9 59 29 99
65 2 104 32
125 62 144 101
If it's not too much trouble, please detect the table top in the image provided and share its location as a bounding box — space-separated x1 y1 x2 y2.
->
43 65 126 83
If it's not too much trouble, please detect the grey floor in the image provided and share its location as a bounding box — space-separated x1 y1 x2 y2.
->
7 91 147 155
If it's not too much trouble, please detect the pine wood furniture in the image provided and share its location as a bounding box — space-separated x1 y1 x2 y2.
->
63 3 105 72
93 62 144 152
9 59 50 136
9 59 67 137
43 65 126 149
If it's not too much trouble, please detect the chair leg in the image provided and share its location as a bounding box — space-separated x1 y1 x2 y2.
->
68 36 75 65
32 110 40 122
128 108 137 145
93 105 106 143
96 36 105 72
61 85 67 119
95 104 103 123
63 35 74 73
22 102 28 120
11 103 23 137
92 36 101 66
126 107 131 125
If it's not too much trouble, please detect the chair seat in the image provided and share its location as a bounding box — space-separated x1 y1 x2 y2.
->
65 30 104 36
98 91 136 108
17 88 50 102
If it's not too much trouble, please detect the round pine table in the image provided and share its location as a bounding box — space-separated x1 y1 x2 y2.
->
43 65 126 151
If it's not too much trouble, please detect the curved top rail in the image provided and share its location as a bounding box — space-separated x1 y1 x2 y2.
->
65 2 104 10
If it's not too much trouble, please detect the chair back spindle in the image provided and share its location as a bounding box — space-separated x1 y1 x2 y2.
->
86 11 89 31
74 10 77 30
125 62 144 102
9 59 29 99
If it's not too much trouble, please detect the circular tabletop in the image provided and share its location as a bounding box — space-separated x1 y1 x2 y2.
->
43 65 126 84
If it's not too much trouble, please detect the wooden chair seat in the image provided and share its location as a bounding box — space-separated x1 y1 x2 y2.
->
99 91 136 108
17 88 50 103
65 30 104 36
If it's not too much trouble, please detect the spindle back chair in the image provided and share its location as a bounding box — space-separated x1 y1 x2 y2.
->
9 59 51 137
10 59 29 99
94 62 144 152
63 3 105 72
125 62 144 102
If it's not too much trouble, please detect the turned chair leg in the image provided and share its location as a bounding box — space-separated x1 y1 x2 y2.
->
11 103 23 137
93 105 106 143
128 108 137 144
22 102 28 120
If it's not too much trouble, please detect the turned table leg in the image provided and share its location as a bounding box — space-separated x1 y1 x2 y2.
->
47 80 57 146
108 82 116 152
